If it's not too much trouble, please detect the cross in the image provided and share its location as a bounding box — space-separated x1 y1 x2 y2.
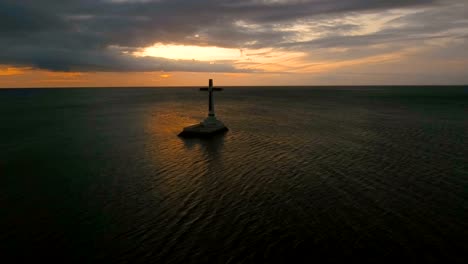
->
200 79 223 118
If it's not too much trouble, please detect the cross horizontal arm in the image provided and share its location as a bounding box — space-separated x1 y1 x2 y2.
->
199 88 223 91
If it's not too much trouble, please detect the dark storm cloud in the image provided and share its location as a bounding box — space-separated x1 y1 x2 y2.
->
0 0 442 72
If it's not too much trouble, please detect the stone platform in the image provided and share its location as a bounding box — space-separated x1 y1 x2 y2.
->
178 122 228 137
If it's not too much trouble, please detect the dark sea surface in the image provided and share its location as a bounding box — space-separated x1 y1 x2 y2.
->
1 86 467 263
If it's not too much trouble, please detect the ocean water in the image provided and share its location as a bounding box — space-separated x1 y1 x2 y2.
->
0 86 467 263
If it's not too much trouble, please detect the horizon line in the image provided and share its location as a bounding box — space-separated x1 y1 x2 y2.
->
1 84 467 89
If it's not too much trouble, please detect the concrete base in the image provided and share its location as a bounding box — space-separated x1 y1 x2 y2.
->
202 115 219 126
178 119 228 138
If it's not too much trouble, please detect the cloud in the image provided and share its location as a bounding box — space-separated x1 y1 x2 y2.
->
0 66 28 76
289 2 468 49
1 0 466 76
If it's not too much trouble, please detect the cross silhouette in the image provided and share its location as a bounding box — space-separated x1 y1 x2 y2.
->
179 79 228 137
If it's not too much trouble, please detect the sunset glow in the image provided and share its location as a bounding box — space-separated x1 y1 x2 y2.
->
0 66 28 76
0 0 467 87
136 44 242 61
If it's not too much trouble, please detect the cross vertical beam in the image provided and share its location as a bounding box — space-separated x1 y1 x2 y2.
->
208 79 214 117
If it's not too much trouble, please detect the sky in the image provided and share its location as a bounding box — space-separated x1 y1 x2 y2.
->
0 0 467 87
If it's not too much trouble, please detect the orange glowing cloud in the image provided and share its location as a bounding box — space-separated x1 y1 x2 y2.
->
0 66 29 76
45 72 84 78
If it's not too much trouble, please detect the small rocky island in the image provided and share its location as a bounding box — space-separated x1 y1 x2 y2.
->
178 79 228 137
